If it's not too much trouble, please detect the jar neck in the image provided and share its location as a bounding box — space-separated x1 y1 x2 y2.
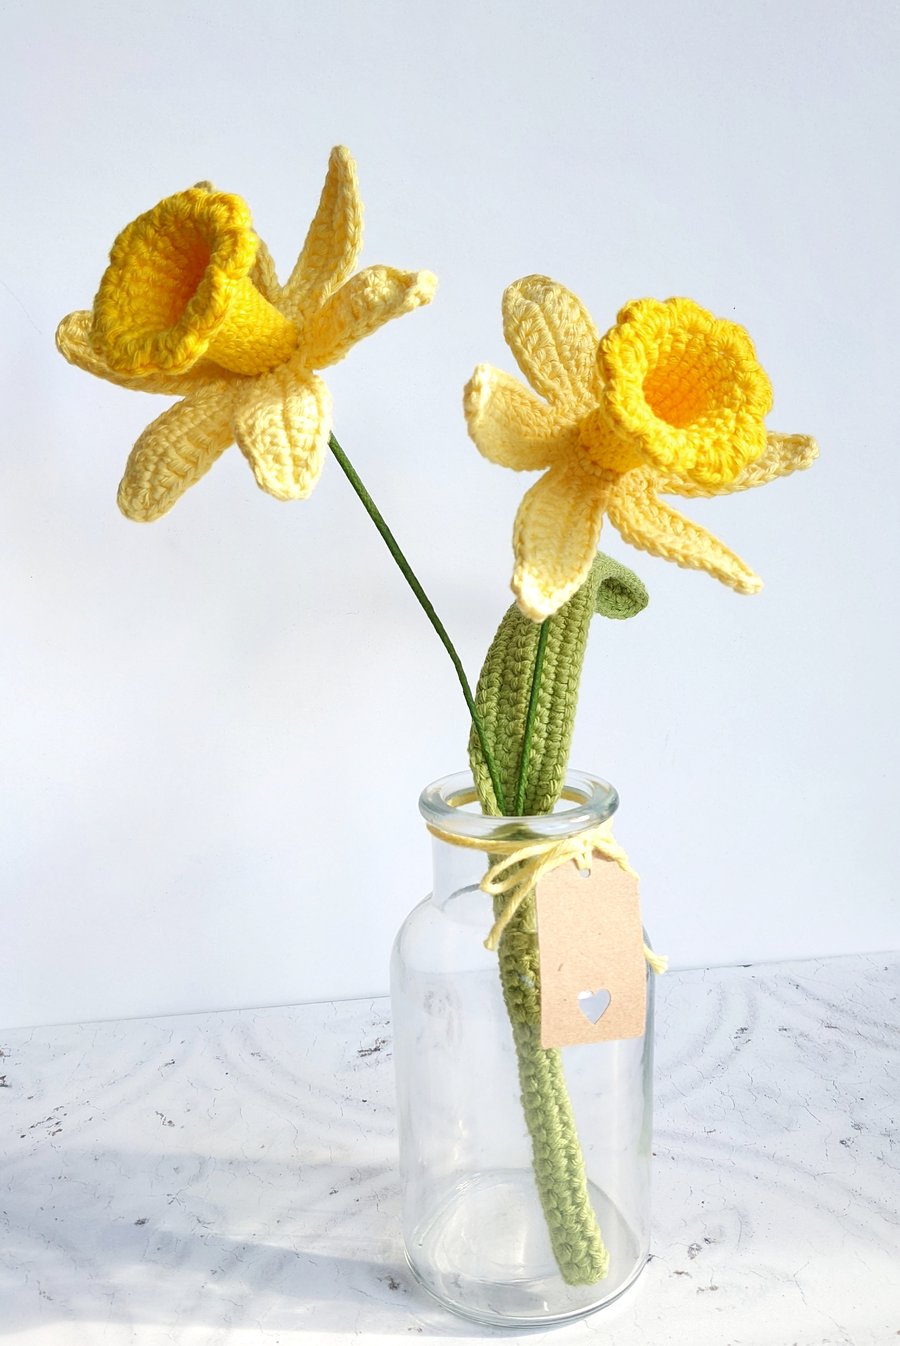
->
420 770 619 908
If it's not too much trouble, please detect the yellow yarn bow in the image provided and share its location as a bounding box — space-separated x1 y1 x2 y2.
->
428 821 667 968
480 822 634 950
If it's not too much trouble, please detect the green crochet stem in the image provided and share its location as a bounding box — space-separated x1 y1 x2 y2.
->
468 554 648 1285
328 432 507 812
514 617 550 814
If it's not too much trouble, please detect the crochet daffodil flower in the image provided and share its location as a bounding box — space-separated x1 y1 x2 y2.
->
465 278 818 620
56 147 437 521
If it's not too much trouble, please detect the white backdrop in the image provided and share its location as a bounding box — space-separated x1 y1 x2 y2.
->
3 1 898 1029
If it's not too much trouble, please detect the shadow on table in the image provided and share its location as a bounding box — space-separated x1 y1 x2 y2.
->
0 1147 528 1337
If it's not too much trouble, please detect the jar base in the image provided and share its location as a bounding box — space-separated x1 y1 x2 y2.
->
404 1168 647 1327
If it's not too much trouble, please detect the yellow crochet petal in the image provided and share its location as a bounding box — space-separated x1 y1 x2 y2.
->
281 146 363 323
117 383 236 522
606 471 762 594
502 275 601 415
464 364 577 470
249 236 282 304
657 432 819 498
56 312 214 395
302 265 437 368
232 361 332 500
512 457 608 620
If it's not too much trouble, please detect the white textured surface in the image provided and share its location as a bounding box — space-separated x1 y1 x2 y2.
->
1 953 897 1344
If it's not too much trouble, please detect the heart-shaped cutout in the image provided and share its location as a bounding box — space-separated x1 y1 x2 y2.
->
577 988 611 1025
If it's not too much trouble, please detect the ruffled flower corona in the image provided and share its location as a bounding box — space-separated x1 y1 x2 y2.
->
56 147 437 520
465 278 818 620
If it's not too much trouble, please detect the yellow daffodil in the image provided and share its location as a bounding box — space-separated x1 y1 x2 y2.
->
465 278 818 621
56 147 437 521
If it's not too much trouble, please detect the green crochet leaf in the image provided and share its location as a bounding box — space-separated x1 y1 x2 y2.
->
468 552 647 816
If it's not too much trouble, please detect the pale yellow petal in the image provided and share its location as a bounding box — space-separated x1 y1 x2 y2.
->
56 312 215 395
606 470 762 594
231 360 332 500
280 146 363 323
464 364 577 470
117 383 236 522
301 265 437 368
658 432 819 498
249 236 281 304
511 457 608 620
502 275 601 414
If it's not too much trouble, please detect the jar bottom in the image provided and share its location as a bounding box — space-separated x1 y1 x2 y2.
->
404 1168 648 1327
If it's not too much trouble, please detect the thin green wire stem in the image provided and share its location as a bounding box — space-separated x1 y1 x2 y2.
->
513 618 549 814
328 431 508 814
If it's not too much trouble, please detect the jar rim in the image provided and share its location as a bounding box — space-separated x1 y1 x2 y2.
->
418 770 619 843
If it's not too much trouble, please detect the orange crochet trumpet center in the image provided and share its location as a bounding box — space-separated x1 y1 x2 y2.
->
90 188 299 377
597 297 773 486
642 337 728 429
140 227 212 332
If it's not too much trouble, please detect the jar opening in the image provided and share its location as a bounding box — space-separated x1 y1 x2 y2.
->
419 770 619 844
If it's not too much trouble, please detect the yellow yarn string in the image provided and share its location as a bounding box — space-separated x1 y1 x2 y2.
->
426 821 668 969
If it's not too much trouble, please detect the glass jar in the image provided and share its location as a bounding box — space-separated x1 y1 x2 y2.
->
390 770 655 1328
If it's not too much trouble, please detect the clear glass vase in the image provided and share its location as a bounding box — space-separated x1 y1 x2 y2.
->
390 770 655 1328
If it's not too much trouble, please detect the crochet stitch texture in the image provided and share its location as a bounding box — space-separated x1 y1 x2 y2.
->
54 143 821 1305
465 278 818 620
56 147 436 521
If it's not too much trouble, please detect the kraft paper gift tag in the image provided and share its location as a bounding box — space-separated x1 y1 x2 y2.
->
536 858 646 1049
